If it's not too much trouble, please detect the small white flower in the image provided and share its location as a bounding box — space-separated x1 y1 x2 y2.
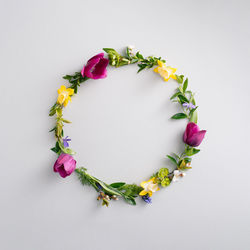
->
172 170 186 182
128 45 135 50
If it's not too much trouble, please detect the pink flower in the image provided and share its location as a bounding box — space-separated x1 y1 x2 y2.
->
183 122 206 147
81 53 109 79
53 153 76 178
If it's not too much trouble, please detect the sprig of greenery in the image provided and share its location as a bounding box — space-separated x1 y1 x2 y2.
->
75 168 142 206
63 72 88 94
170 75 198 123
103 47 165 73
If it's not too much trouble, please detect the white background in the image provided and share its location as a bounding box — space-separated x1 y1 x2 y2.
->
1 0 250 249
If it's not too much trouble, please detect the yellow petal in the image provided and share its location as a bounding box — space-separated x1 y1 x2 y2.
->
58 85 66 94
153 67 159 73
157 60 164 67
148 191 153 197
171 74 177 80
67 88 74 96
164 77 170 81
63 98 69 107
139 190 147 196
140 181 148 188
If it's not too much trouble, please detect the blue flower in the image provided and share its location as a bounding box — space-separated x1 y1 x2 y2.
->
182 102 196 110
63 136 71 148
142 194 152 204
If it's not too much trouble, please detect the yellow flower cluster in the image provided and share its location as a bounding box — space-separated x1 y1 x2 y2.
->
57 85 74 107
154 60 177 81
139 177 160 197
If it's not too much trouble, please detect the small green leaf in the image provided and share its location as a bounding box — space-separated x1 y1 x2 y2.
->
124 196 136 205
110 182 126 188
185 147 200 156
183 78 188 92
171 113 187 119
167 155 178 165
170 92 181 100
178 95 189 104
175 75 184 83
136 52 144 60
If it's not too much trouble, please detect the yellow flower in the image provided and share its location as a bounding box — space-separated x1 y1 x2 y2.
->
153 60 177 81
57 85 74 107
139 177 160 197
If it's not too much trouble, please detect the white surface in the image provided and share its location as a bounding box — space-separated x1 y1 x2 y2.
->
1 0 250 249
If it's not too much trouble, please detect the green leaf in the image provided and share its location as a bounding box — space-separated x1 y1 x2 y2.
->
62 118 71 124
190 110 198 123
103 48 116 53
178 95 189 104
49 127 56 132
167 155 178 165
171 113 187 119
185 147 200 156
170 91 181 100
136 52 144 60
175 75 184 83
110 182 126 188
183 78 188 92
124 196 136 205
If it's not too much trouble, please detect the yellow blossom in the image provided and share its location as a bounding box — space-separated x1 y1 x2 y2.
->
139 177 160 197
57 85 74 107
153 60 177 81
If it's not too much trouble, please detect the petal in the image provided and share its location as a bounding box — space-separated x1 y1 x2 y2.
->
87 53 104 63
153 67 159 73
139 190 147 196
148 191 153 197
171 74 177 80
58 85 66 94
63 158 76 174
187 130 206 147
158 60 164 67
91 58 109 79
183 122 200 144
57 166 68 178
140 181 148 188
84 57 101 79
81 65 85 77
67 88 74 96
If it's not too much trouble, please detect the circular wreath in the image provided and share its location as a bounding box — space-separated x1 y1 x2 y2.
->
49 46 206 206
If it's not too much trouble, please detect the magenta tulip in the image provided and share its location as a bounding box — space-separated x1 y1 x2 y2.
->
53 153 76 178
183 122 206 147
81 53 109 79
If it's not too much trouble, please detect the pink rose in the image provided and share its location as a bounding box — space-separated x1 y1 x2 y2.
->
183 122 206 147
53 153 76 178
81 53 109 79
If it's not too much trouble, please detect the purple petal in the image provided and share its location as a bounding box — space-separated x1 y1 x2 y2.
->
87 53 104 63
188 130 206 147
183 122 199 144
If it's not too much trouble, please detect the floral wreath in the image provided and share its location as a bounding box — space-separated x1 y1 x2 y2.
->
49 46 206 206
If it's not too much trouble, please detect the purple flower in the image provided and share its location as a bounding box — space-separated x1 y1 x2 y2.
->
183 102 196 109
183 122 206 147
53 153 76 178
81 53 109 79
142 194 152 204
63 136 71 148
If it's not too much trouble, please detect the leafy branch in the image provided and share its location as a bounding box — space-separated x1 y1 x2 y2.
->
75 168 142 206
170 75 198 123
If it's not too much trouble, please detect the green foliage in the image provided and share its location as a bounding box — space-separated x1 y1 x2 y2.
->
185 146 200 156
103 47 165 73
63 72 88 94
167 155 178 166
171 113 187 119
